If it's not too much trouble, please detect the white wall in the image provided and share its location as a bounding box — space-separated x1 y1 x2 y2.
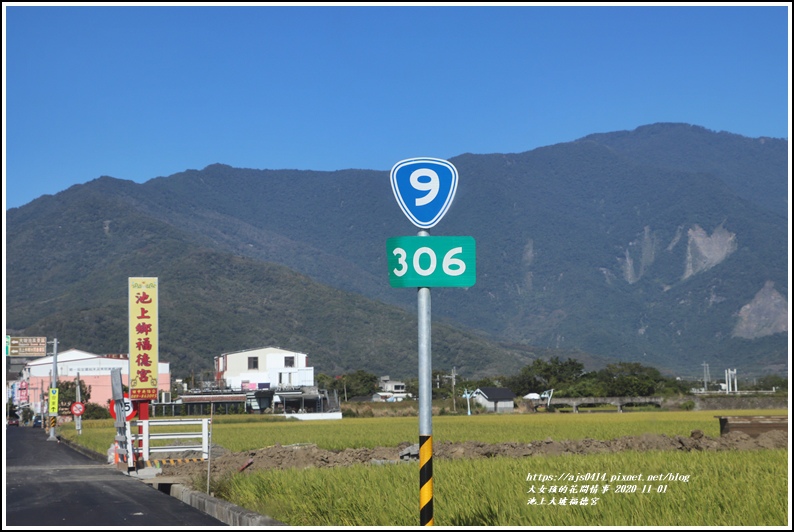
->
218 347 313 390
24 349 169 379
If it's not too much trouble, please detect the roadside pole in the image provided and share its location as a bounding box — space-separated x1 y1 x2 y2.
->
417 230 434 526
207 401 214 494
111 368 130 468
389 157 473 526
47 338 58 441
75 371 82 435
137 399 149 467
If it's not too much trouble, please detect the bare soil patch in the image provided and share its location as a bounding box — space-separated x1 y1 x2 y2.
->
156 429 788 480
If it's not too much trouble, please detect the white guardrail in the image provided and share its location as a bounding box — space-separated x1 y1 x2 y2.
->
126 418 211 461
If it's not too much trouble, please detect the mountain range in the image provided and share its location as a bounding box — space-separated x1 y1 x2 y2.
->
5 123 789 380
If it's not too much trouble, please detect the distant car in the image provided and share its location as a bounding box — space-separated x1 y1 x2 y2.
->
32 416 42 428
7 418 20 427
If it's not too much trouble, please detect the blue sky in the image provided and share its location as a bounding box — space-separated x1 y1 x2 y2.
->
3 3 791 210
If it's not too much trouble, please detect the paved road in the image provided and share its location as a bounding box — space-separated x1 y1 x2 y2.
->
4 425 226 527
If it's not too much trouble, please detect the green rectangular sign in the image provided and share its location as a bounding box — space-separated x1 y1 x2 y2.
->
387 236 476 288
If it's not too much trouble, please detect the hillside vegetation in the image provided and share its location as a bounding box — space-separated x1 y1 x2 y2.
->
6 123 788 378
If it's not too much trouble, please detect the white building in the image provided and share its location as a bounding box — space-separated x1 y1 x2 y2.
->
472 387 516 413
379 375 406 394
209 346 341 419
214 346 314 391
373 375 411 402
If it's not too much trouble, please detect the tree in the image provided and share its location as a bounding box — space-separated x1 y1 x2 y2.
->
56 379 92 412
501 365 544 397
593 362 668 397
431 370 453 400
470 377 500 389
315 373 335 391
342 370 380 398
404 377 419 398
559 378 604 398
20 406 34 424
749 374 787 391
83 402 112 420
502 357 585 396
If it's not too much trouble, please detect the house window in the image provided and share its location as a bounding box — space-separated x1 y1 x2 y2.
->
248 357 258 370
285 356 295 368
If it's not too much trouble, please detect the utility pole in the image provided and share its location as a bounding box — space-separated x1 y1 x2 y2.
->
443 367 457 412
75 371 82 435
47 338 58 441
451 367 456 413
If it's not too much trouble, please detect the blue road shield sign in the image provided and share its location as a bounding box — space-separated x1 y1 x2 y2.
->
390 157 458 229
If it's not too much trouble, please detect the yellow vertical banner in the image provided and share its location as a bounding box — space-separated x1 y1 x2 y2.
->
129 277 159 401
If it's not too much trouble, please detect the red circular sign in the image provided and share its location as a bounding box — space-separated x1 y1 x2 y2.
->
70 402 85 416
109 393 137 421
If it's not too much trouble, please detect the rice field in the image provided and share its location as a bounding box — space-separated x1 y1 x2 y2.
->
58 409 790 526
61 408 787 453
216 449 788 526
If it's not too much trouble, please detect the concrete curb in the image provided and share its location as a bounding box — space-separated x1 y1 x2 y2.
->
169 484 286 526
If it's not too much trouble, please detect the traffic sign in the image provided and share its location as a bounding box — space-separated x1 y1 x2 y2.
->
48 388 59 414
387 236 476 287
70 402 85 416
390 158 458 229
8 336 47 357
109 393 137 421
389 157 465 526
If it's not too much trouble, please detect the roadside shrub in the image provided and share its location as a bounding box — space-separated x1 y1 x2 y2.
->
83 402 112 420
680 400 695 411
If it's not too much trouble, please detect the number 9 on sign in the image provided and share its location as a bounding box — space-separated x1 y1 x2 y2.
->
387 236 476 288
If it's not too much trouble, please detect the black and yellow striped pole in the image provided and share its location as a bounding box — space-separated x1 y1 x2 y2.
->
419 434 434 525
417 245 434 525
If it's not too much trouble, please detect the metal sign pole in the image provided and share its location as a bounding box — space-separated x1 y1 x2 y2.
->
207 401 214 494
75 371 82 435
47 338 58 441
417 229 434 526
390 157 466 527
111 368 129 467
